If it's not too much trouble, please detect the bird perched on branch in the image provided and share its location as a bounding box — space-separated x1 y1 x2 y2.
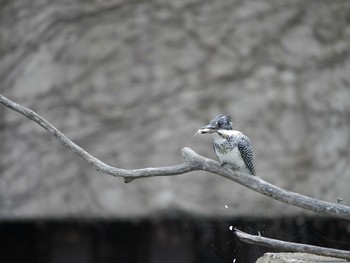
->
195 115 255 176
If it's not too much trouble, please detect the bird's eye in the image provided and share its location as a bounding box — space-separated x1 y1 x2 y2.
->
217 121 222 127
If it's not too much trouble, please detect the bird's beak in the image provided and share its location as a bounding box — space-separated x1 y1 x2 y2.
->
194 124 217 137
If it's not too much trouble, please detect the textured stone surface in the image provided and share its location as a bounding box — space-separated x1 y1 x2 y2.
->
256 252 348 263
1 0 350 219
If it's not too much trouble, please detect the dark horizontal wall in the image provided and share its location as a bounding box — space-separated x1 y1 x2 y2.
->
0 217 349 263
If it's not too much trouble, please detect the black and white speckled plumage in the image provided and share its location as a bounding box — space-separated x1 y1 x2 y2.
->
198 115 255 176
213 130 255 176
237 135 255 175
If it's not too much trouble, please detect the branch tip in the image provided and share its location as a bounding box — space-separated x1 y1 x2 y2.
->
124 177 135 184
181 147 197 161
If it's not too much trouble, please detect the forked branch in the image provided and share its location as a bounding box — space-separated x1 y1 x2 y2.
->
1 93 350 220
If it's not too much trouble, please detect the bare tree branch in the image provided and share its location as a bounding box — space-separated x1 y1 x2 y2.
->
234 228 350 260
1 93 350 220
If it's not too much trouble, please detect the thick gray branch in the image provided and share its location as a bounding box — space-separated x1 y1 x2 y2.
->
235 229 350 260
1 93 350 220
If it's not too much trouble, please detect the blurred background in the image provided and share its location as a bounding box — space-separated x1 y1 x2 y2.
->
1 0 350 262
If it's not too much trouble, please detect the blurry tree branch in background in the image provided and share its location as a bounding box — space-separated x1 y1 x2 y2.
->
234 229 350 260
1 93 350 220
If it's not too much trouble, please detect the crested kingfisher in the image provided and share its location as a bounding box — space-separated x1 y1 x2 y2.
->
195 115 256 176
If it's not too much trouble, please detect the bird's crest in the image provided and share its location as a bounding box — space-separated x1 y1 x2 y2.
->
214 114 233 130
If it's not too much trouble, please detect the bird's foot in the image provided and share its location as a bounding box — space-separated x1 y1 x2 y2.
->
220 162 228 167
220 162 239 171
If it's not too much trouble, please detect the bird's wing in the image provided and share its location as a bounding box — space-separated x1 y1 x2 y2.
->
237 135 255 175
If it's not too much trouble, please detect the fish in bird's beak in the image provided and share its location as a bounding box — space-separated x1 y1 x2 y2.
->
194 124 217 137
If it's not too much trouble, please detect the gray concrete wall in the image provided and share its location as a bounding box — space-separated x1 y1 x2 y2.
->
1 0 350 219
